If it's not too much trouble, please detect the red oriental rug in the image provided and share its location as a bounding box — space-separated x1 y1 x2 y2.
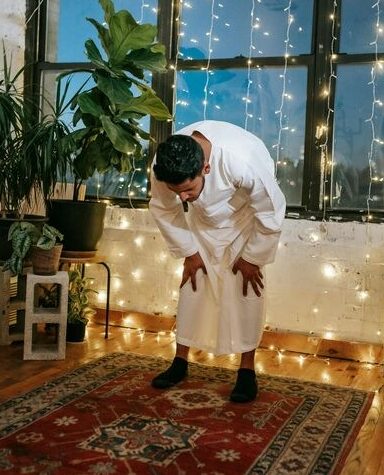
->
0 352 373 474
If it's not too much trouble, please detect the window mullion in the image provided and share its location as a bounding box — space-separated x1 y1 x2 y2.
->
307 0 339 211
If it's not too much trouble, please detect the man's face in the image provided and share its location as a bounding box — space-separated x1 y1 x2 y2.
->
166 175 205 202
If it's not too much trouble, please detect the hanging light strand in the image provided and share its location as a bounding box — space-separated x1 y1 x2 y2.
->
274 0 293 172
320 0 337 220
172 1 184 120
138 0 146 24
366 0 382 221
203 0 216 120
25 0 45 25
244 0 256 130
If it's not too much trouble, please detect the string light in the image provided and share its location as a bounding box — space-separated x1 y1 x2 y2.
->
25 0 45 25
366 0 382 222
203 0 216 119
274 0 293 172
138 0 146 24
244 0 256 130
320 0 337 218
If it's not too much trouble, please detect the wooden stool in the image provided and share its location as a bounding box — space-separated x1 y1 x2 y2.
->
24 271 69 360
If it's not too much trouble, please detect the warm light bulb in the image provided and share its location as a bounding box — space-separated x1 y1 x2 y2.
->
322 263 338 279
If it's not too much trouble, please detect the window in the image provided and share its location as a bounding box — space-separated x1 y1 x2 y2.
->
32 0 384 217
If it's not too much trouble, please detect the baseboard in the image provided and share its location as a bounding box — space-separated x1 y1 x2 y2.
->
94 308 384 364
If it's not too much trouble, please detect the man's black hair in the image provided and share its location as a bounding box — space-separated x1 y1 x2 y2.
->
153 135 205 184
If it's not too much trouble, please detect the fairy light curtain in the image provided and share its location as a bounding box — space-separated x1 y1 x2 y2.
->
331 0 384 214
175 0 310 207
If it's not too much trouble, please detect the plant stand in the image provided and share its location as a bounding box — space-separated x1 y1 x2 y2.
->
23 271 69 360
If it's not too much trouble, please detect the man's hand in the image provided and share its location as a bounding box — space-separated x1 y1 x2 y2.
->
181 252 207 291
232 257 264 297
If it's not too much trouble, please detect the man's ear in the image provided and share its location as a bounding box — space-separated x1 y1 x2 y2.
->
203 162 211 175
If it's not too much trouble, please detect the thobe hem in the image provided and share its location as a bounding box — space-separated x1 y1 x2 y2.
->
175 336 260 356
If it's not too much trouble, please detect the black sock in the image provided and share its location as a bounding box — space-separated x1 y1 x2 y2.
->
230 368 258 403
151 357 188 389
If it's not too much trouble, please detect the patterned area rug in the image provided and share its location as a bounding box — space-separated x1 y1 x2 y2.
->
0 353 373 474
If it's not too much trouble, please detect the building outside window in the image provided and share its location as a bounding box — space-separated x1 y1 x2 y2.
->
31 0 384 218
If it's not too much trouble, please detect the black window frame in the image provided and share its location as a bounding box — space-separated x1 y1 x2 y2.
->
24 0 384 222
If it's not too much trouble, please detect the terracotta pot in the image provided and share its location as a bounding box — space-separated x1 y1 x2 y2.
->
30 244 63 275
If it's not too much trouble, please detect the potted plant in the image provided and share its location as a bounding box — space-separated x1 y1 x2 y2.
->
47 0 172 255
3 222 64 275
0 47 78 261
66 268 97 342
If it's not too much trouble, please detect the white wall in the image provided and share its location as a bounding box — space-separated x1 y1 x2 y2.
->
0 0 25 74
91 208 384 345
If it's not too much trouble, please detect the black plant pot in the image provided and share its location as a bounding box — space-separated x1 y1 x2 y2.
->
66 321 87 342
47 200 107 255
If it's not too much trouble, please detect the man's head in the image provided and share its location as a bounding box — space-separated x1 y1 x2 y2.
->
153 135 205 184
153 134 209 202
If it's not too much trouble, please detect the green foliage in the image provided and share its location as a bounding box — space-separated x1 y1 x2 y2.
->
59 0 172 199
0 45 79 216
3 222 63 275
67 268 97 325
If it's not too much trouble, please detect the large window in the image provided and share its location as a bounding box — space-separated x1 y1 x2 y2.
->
31 0 384 218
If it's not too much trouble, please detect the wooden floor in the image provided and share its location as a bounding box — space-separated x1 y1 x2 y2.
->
0 321 383 475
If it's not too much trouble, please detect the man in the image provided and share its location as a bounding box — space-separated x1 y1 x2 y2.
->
149 120 286 402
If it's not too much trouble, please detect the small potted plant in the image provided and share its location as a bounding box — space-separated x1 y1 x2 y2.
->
3 222 64 275
66 268 97 342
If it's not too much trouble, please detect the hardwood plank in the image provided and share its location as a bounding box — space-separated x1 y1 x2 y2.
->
0 321 382 474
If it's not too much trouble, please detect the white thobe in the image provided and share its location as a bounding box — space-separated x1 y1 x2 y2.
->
149 121 286 355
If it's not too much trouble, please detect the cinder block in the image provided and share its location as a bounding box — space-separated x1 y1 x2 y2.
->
23 271 69 360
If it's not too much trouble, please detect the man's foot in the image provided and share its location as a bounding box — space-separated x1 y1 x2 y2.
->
230 368 258 403
151 357 188 389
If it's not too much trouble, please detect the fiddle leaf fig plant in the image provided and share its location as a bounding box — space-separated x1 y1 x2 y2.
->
60 0 172 200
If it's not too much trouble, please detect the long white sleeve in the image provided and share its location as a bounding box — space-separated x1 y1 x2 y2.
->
223 149 286 266
149 171 199 259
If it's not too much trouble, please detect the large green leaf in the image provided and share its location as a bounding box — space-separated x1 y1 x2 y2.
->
87 18 112 56
99 0 115 23
109 13 157 64
12 233 32 258
100 115 138 154
117 59 145 80
77 91 108 117
95 71 133 104
127 48 167 72
119 90 172 120
84 40 109 71
73 147 98 179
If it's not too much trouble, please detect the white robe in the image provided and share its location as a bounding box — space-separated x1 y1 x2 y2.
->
149 121 286 355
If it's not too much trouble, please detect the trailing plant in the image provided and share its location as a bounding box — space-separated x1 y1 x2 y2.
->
67 268 97 325
3 222 63 275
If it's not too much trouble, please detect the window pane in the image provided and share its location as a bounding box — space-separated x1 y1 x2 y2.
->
175 67 307 205
332 64 384 210
178 0 313 60
46 0 158 62
86 152 149 200
340 0 384 54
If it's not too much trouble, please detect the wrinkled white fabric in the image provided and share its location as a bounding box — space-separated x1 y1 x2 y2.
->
149 121 286 355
